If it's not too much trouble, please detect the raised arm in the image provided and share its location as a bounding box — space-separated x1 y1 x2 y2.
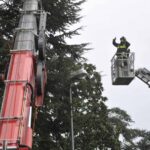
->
112 38 119 47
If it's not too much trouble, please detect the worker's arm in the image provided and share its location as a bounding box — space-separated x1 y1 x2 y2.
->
112 38 119 47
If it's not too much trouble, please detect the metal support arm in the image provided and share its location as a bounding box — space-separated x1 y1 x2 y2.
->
135 68 150 87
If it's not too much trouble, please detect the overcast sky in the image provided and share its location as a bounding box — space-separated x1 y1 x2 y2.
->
71 0 150 130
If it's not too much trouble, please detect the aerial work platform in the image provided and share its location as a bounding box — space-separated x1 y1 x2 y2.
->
111 52 135 85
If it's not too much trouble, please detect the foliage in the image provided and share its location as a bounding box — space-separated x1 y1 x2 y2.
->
0 0 149 150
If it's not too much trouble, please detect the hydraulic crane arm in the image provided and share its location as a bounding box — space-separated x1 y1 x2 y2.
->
0 0 47 150
135 68 150 87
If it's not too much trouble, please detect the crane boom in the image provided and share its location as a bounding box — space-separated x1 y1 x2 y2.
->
135 68 150 87
0 0 47 150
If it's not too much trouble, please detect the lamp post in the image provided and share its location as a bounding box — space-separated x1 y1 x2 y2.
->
70 84 74 150
69 69 87 150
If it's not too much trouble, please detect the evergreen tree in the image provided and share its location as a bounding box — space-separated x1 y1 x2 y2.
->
136 131 150 150
108 107 146 149
0 0 149 150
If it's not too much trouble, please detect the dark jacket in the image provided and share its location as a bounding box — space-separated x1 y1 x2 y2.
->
113 38 130 53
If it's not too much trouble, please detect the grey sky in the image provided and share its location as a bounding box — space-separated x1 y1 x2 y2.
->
71 0 150 130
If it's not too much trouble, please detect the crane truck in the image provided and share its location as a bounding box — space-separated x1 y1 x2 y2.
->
0 0 47 150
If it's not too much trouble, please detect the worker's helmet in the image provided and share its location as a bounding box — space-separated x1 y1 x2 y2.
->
120 36 126 42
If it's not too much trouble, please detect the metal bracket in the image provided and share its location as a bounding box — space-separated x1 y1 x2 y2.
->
0 116 23 121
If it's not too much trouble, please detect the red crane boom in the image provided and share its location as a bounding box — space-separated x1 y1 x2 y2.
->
0 0 47 150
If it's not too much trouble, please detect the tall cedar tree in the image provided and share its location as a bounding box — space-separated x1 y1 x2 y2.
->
0 0 149 150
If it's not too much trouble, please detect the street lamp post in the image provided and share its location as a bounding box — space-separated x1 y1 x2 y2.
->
69 69 87 150
70 84 74 150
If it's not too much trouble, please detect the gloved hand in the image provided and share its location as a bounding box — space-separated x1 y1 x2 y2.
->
113 37 116 41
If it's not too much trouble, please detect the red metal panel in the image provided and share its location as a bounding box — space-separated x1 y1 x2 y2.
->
0 51 35 149
20 148 29 150
25 128 32 148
